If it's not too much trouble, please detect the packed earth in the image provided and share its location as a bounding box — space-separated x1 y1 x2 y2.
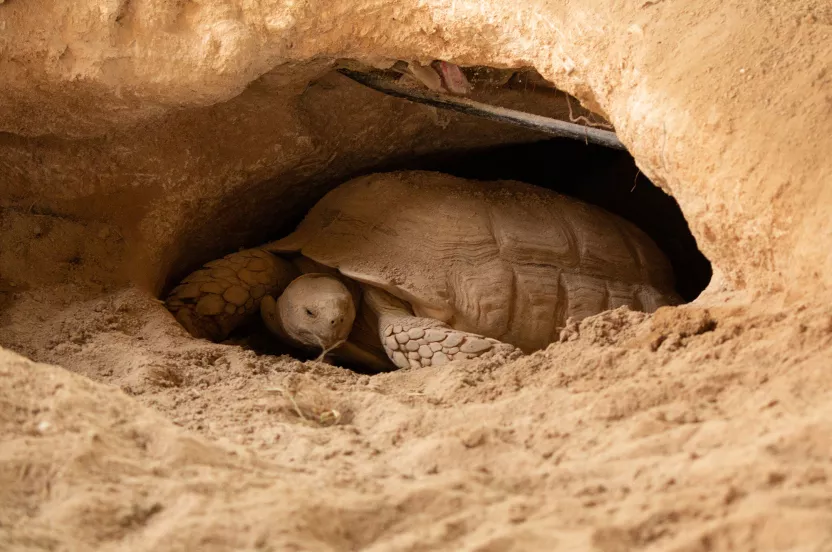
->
1 0 831 550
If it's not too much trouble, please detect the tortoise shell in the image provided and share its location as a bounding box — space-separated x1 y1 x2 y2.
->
266 170 679 352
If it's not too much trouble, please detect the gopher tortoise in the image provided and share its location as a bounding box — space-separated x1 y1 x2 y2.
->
166 171 680 371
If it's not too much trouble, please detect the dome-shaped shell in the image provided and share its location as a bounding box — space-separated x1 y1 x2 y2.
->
266 171 679 352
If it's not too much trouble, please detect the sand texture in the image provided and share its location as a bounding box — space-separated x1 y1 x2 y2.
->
2 0 832 550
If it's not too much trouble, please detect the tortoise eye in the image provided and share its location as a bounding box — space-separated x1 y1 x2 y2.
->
305 308 315 317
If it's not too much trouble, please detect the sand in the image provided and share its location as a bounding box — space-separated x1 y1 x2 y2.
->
2 0 832 549
2 284 832 550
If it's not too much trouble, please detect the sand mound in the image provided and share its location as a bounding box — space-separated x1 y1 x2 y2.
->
3 299 832 550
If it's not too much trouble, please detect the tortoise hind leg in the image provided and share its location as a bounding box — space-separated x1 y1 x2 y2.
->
362 287 519 369
165 249 299 342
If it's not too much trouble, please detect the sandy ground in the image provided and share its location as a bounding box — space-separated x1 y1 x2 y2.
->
3 280 832 550
2 0 832 549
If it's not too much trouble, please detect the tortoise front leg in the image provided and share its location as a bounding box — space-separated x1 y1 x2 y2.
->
362 287 518 369
165 249 299 341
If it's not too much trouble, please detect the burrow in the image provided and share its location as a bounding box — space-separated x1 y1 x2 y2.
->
159 63 712 366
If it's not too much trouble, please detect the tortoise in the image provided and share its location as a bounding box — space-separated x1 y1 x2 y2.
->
165 170 680 371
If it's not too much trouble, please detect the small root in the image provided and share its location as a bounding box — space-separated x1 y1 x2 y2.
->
315 337 346 363
265 387 308 421
564 92 615 130
264 386 348 427
632 169 641 192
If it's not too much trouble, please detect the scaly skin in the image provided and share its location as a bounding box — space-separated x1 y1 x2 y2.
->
362 286 519 369
165 249 298 341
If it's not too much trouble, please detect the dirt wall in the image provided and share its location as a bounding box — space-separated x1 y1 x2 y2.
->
1 0 831 296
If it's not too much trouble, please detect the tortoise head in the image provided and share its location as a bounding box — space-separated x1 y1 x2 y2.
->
265 273 356 353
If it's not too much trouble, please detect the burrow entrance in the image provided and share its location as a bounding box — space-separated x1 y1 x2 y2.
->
164 65 712 369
